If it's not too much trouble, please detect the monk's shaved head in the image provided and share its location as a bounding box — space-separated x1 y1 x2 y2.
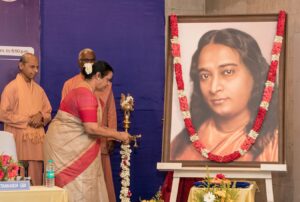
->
19 53 38 64
78 48 95 60
78 48 96 69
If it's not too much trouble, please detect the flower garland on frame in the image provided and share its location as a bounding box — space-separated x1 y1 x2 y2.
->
169 11 286 163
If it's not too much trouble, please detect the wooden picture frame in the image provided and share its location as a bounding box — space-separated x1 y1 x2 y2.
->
162 14 286 167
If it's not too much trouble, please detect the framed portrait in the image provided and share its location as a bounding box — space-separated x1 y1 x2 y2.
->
162 14 286 167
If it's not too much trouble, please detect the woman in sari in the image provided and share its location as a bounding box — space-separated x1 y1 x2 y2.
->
44 60 131 202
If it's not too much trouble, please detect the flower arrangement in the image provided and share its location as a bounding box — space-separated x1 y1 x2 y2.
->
83 63 93 75
196 173 238 202
140 186 164 202
169 10 286 162
0 154 20 181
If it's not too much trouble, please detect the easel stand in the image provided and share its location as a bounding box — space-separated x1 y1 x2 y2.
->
157 163 287 202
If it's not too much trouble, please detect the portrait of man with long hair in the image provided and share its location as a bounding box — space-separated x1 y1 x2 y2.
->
168 20 283 163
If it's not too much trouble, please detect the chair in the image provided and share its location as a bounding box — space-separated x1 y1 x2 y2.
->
0 131 18 161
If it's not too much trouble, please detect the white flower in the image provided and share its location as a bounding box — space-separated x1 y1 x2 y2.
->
84 63 93 75
173 56 181 64
203 192 216 202
121 165 130 171
182 111 191 119
248 130 259 139
120 187 129 195
265 81 274 87
121 179 130 187
201 148 209 158
274 35 283 43
120 96 134 109
271 54 280 61
120 170 130 178
239 148 247 156
260 101 269 110
177 90 186 97
190 134 199 142
171 37 179 44
120 198 130 202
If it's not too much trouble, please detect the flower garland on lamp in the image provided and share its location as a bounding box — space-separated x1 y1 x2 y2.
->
169 11 286 163
119 94 134 202
120 144 132 202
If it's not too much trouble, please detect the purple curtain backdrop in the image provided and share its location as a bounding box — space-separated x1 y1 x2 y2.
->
40 1 165 201
0 0 40 92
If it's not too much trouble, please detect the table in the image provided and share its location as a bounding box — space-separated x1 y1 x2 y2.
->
0 186 68 202
187 184 256 202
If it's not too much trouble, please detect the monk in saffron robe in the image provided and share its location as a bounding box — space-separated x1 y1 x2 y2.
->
0 53 52 185
61 48 118 202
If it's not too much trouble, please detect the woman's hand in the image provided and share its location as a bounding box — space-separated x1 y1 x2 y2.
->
119 132 133 144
